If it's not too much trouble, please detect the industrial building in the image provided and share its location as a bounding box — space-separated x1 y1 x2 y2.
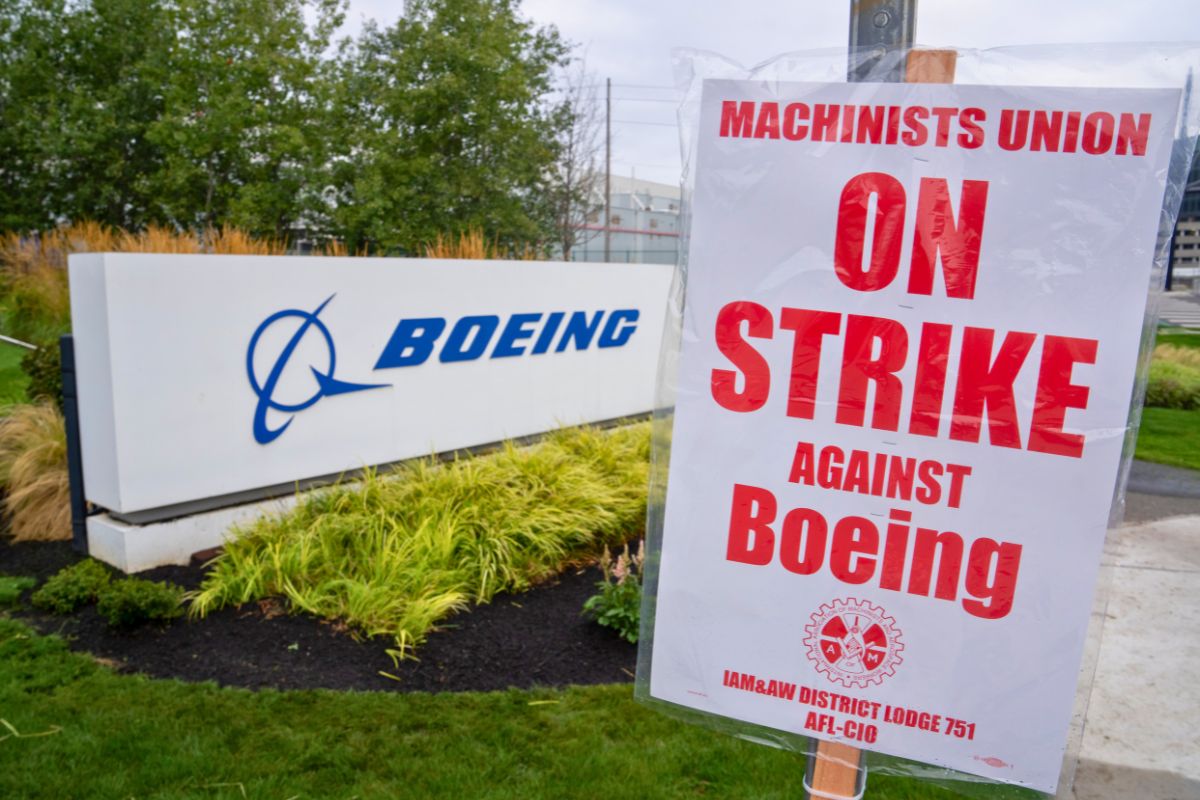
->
571 175 680 265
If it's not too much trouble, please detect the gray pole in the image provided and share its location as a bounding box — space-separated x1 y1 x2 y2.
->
605 77 612 262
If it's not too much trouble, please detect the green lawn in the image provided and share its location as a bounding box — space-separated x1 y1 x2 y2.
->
0 617 997 800
1155 329 1200 350
1135 407 1200 471
0 342 29 407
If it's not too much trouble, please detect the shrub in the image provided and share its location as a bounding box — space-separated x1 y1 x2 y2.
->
96 578 185 629
0 576 36 608
31 560 112 614
583 541 644 644
0 403 71 541
21 343 62 409
192 423 651 659
1154 343 1200 369
1145 359 1200 410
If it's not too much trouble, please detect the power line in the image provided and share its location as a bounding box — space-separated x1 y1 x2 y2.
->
611 119 678 127
611 159 682 169
578 82 675 91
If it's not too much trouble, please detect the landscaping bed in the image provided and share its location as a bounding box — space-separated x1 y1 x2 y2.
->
1 539 636 693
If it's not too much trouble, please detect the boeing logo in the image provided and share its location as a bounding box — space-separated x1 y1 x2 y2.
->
247 298 641 445
247 295 389 445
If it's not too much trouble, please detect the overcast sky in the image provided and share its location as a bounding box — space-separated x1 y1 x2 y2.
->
345 1 1200 185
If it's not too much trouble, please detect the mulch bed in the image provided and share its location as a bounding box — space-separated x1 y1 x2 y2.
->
0 539 637 693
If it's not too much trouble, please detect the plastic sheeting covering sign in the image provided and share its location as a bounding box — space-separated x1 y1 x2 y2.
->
646 80 1179 792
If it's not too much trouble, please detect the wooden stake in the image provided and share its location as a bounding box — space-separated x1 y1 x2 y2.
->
804 43 960 800
906 48 958 83
809 740 865 799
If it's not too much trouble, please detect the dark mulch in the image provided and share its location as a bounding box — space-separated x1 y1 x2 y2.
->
1 537 637 693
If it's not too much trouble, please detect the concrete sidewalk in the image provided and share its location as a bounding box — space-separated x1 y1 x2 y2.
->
1072 498 1200 800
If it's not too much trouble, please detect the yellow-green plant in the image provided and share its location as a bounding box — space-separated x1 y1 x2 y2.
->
1154 343 1200 370
192 423 651 659
1146 344 1200 410
0 403 70 542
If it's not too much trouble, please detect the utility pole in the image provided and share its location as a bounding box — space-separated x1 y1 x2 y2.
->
605 77 612 262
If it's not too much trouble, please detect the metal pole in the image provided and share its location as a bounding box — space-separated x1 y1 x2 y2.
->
847 0 917 82
1166 228 1176 291
60 335 89 554
605 76 612 263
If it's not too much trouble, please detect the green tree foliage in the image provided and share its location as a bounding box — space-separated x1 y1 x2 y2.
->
0 0 574 251
318 0 569 252
145 0 342 236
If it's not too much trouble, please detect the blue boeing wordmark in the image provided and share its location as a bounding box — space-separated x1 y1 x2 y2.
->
247 301 641 445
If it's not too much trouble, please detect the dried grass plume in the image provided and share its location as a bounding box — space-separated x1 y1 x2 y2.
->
0 403 71 542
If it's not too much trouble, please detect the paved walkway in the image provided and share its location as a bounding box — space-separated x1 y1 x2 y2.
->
1159 291 1200 329
1072 492 1200 800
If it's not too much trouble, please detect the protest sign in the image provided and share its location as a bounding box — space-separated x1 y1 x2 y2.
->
643 79 1180 792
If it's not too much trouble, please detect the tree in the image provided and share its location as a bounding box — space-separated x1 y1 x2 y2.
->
547 59 604 262
145 0 343 237
0 0 341 237
0 0 78 231
325 0 569 253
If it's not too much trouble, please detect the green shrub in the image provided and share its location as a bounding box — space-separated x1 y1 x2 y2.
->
192 423 651 659
96 578 184 629
30 559 112 613
1145 359 1200 410
21 343 62 409
583 542 644 644
0 576 36 608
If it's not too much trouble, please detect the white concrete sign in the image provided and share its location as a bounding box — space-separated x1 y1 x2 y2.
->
645 80 1179 793
70 254 671 517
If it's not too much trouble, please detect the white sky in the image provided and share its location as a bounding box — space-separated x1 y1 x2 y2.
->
345 1 1200 185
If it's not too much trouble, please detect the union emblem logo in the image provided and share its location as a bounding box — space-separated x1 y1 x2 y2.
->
803 597 904 689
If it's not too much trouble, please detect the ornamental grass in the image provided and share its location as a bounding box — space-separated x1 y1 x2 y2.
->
191 423 651 659
0 223 287 345
1145 344 1200 410
0 402 70 542
423 229 542 260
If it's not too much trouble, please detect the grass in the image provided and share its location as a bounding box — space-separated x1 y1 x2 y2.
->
0 615 1001 800
0 344 28 408
1135 407 1200 470
1155 329 1200 350
192 424 652 658
1135 330 1200 470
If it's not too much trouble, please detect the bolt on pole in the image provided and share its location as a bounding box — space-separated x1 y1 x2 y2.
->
848 0 917 82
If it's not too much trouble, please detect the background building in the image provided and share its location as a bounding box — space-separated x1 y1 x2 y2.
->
1172 154 1200 286
571 175 680 265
